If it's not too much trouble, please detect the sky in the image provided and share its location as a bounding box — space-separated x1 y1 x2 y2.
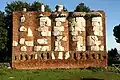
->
1 0 120 51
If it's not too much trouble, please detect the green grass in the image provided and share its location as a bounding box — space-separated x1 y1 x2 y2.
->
0 69 120 80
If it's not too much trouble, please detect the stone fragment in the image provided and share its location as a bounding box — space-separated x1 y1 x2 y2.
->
37 38 48 44
27 28 33 37
100 45 104 51
19 26 27 32
25 41 34 46
62 36 67 41
65 51 70 59
57 36 63 41
12 41 18 46
51 52 55 59
55 46 64 51
19 38 25 45
58 52 63 59
54 26 64 31
41 31 51 36
55 41 61 46
55 17 66 22
53 31 62 36
91 46 99 51
20 46 27 51
21 15 25 22
35 54 37 59
87 36 98 46
56 21 62 26
71 31 78 36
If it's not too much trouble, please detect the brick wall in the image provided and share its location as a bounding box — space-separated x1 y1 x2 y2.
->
12 11 107 69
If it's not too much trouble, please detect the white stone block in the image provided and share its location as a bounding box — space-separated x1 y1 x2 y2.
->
54 26 64 31
19 38 25 45
71 31 78 36
95 41 101 46
46 18 51 26
62 36 67 41
41 31 51 36
87 36 98 46
76 17 85 22
20 46 27 51
92 17 102 26
35 54 37 59
51 52 55 59
55 17 66 22
21 15 25 22
12 41 18 46
65 51 70 59
55 41 61 46
91 46 99 51
55 46 64 51
40 21 46 27
40 17 47 22
100 45 104 51
57 36 63 41
56 21 62 26
27 28 33 37
53 31 62 36
19 26 27 32
58 52 63 59
25 41 34 46
72 36 77 41
37 38 48 44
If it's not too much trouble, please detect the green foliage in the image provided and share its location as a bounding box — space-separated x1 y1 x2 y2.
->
30 1 51 12
74 3 90 12
88 67 106 72
113 24 120 43
5 1 30 15
0 11 8 52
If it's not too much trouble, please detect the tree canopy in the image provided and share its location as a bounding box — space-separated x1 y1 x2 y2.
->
74 3 90 12
113 24 120 43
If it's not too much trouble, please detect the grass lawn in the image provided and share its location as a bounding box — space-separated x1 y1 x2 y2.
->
0 69 120 80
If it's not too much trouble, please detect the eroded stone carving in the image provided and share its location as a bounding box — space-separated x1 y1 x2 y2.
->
56 21 62 26
55 17 66 22
37 38 48 44
53 31 62 36
25 41 34 46
27 28 33 37
58 52 63 59
21 15 25 22
51 52 55 59
65 51 70 59
12 41 18 46
19 38 25 45
20 46 27 51
92 17 103 36
19 26 27 32
87 36 98 46
54 26 64 31
40 17 51 26
41 31 51 36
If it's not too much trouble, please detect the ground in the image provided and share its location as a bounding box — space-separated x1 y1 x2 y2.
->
0 69 120 80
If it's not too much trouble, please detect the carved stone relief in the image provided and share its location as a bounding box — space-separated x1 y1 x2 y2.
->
19 26 27 32
20 46 27 51
12 41 18 46
21 15 25 22
92 17 103 36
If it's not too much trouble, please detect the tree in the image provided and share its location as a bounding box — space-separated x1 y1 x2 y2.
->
5 1 30 15
74 3 90 12
113 24 120 43
108 48 119 59
0 11 8 62
30 1 51 12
